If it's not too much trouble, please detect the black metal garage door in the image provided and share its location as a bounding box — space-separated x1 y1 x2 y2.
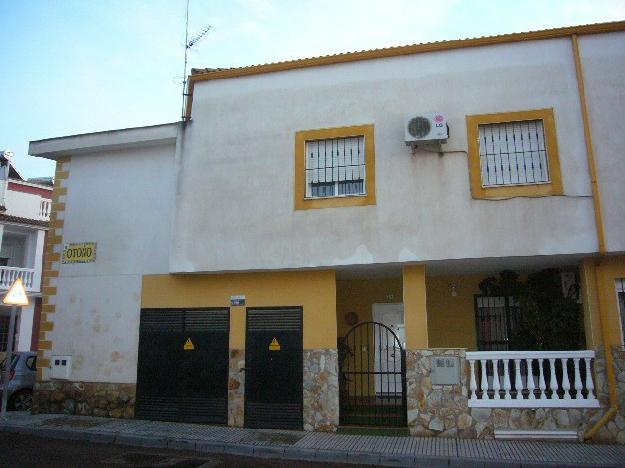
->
245 307 303 430
135 308 229 424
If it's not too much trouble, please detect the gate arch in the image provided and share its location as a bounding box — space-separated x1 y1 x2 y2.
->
339 321 407 427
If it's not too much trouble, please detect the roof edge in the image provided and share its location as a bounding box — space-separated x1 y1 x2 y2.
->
189 20 625 84
29 122 179 159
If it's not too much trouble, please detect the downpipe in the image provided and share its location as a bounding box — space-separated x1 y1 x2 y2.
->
584 259 619 441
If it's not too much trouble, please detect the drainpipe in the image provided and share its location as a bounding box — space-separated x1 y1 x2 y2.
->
570 33 618 440
583 261 618 440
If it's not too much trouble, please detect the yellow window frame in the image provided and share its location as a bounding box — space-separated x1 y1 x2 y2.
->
294 124 376 210
466 108 563 199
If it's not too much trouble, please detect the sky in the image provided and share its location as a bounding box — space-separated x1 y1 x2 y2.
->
1 0 624 178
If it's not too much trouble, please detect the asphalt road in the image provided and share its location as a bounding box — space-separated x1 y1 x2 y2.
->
0 433 363 468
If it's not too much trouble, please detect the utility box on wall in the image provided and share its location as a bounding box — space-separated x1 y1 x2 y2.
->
430 356 460 385
50 355 72 380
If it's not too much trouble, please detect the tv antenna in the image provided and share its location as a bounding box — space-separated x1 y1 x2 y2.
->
181 0 212 121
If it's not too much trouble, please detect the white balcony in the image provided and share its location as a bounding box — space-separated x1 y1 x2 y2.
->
38 199 51 221
0 266 39 292
466 351 599 408
4 188 51 222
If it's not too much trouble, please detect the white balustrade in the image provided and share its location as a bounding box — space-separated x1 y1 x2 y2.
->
39 199 51 220
466 351 599 408
0 266 36 291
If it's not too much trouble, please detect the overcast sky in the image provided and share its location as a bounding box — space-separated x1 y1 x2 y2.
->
1 0 624 178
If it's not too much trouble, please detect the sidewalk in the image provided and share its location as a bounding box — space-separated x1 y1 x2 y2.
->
2 413 625 467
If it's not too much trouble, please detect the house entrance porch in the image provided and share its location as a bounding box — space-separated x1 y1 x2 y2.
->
335 254 625 441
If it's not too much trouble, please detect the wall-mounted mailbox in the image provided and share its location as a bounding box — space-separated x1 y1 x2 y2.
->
430 356 460 385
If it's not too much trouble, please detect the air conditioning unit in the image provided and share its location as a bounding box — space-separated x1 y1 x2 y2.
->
405 113 448 145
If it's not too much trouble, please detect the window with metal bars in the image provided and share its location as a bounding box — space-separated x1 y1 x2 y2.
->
479 120 549 187
305 136 366 199
466 108 563 199
617 279 625 344
474 296 520 351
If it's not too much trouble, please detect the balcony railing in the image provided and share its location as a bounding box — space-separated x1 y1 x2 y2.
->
39 199 51 220
0 266 37 292
466 351 599 408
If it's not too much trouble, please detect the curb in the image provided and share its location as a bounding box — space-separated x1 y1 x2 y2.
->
0 422 620 468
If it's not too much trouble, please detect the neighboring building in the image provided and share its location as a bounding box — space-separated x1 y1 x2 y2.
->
28 22 625 442
0 151 51 359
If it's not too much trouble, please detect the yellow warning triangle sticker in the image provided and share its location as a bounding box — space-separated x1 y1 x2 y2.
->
3 278 29 306
268 337 281 351
183 337 195 350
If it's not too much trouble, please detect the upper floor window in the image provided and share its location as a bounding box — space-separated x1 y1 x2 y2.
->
295 124 376 210
466 108 563 198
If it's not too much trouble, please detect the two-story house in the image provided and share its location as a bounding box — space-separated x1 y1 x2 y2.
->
0 150 51 359
28 22 625 442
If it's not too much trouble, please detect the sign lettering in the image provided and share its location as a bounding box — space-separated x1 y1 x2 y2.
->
62 242 97 264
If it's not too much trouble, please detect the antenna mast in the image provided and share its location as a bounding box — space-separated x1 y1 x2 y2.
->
181 0 212 121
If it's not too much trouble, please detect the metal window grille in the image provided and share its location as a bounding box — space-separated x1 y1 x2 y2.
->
305 136 366 198
479 120 550 187
617 279 625 345
475 296 520 351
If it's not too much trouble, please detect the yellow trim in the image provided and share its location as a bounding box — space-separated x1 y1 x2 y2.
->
184 21 625 120
572 34 607 254
402 265 428 348
39 322 54 332
466 108 563 199
141 270 337 349
583 255 625 439
37 157 71 381
294 124 376 210
38 340 52 350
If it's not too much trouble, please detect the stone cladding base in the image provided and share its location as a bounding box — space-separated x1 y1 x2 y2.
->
33 381 135 418
406 348 623 441
303 348 339 432
228 349 245 427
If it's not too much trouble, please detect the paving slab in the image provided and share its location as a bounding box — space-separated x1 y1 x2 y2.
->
2 413 625 467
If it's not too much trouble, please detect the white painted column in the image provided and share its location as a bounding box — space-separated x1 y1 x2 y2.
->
16 303 34 351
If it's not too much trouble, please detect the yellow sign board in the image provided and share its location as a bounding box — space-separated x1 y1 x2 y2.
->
268 337 281 351
184 338 195 350
3 278 29 306
62 242 97 264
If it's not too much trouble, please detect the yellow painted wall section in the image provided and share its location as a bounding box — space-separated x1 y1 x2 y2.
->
403 265 428 348
596 256 625 345
336 278 403 337
580 259 603 348
141 270 337 349
426 275 481 350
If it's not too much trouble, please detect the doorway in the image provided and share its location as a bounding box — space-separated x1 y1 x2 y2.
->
244 307 303 430
135 308 229 424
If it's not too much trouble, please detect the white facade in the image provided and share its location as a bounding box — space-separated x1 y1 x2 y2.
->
37 136 176 382
28 27 625 383
168 34 625 273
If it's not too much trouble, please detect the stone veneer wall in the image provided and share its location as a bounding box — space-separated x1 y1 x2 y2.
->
406 348 624 441
32 381 135 418
228 349 245 427
303 349 338 432
592 346 625 443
